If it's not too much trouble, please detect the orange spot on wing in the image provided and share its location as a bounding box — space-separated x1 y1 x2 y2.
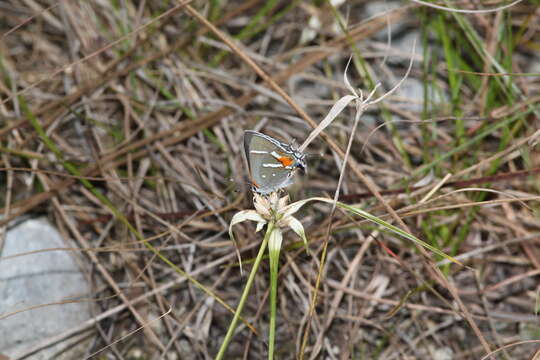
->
278 156 294 167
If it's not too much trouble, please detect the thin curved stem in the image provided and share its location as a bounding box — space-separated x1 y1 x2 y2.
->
216 221 275 360
268 241 281 359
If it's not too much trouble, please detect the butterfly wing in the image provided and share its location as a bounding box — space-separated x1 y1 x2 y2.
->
244 131 294 194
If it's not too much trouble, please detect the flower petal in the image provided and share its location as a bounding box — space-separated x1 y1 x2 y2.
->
229 210 266 235
268 228 283 253
283 216 308 252
229 210 267 242
254 199 271 218
229 210 267 275
281 198 314 217
268 192 279 205
277 195 289 211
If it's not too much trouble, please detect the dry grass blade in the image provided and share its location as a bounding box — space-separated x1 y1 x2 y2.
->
411 0 524 14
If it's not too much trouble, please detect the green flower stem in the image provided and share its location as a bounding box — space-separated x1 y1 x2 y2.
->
268 240 280 359
216 221 275 360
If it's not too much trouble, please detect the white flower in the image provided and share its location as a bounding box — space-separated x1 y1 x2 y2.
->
229 192 309 272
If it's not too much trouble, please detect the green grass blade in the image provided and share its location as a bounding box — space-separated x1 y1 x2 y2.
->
334 201 462 266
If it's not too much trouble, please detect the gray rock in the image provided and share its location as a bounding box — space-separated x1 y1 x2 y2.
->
393 30 423 57
394 78 448 113
364 1 407 41
0 218 91 359
377 30 425 66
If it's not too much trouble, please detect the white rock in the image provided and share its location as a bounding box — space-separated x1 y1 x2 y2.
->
394 78 448 113
433 346 454 360
0 218 91 359
364 1 407 41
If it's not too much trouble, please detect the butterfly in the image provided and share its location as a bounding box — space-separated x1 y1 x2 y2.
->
243 130 306 194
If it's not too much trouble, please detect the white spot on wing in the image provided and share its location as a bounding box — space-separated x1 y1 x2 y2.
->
250 150 268 154
263 163 284 168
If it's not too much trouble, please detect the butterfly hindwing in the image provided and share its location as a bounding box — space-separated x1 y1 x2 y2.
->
244 131 296 194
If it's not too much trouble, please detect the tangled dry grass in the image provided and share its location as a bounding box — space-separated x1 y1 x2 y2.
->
1 0 540 359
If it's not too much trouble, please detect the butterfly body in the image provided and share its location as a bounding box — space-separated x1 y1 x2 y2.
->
243 130 306 194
